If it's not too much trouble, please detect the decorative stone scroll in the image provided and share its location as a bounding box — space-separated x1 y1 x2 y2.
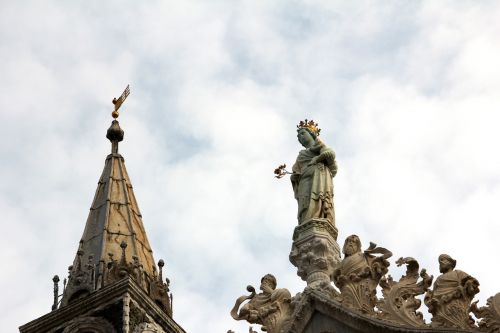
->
472 293 500 332
424 254 480 329
377 257 433 327
230 274 292 333
333 235 392 314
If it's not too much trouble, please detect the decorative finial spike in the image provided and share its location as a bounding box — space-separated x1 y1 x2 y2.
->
107 85 129 152
106 120 124 154
120 241 128 265
158 259 164 281
52 275 60 311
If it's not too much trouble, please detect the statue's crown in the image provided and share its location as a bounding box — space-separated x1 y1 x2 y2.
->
297 119 321 136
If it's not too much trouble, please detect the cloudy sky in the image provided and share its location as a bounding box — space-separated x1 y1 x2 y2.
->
1 1 500 332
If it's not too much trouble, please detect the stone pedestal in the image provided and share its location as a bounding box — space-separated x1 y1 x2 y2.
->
289 219 341 288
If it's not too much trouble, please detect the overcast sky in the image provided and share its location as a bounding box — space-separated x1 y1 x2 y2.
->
1 1 500 332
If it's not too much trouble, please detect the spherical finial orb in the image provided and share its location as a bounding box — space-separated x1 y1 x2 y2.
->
112 111 119 119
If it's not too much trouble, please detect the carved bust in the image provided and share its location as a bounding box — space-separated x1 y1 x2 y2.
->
424 254 480 329
333 235 392 313
231 274 292 333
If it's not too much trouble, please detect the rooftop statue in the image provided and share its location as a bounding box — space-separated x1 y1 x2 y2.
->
286 119 337 225
424 254 480 329
333 235 392 314
231 274 292 333
276 120 341 288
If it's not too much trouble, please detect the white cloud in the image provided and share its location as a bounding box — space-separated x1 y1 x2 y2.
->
1 1 500 332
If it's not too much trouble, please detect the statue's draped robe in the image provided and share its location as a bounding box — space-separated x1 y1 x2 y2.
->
292 140 337 225
433 270 475 301
338 252 371 279
334 248 391 313
426 269 479 328
334 252 374 312
238 289 292 333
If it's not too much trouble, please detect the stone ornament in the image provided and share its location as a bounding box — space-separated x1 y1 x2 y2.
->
377 257 433 327
291 119 337 226
289 221 340 288
424 254 480 329
60 241 95 307
230 274 292 333
472 293 500 332
333 235 392 314
103 242 172 316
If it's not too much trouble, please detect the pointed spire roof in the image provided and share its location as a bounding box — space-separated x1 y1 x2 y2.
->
60 117 171 314
79 119 155 277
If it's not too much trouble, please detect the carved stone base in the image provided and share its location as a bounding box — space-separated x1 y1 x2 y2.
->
289 219 341 288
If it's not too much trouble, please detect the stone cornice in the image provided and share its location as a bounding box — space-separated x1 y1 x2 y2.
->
285 288 477 333
19 277 184 333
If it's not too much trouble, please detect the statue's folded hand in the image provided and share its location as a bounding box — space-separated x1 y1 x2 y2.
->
307 157 319 166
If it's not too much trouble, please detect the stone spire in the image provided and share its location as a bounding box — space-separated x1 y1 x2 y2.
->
59 117 171 315
20 88 185 333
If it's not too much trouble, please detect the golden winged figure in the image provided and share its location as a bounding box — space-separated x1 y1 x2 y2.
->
111 84 130 118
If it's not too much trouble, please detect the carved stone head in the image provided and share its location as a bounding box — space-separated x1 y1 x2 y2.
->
297 128 316 148
438 254 456 273
343 235 361 257
260 274 277 294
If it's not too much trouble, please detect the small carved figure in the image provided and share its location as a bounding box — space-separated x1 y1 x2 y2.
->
291 119 337 225
424 254 480 329
231 274 292 333
377 257 433 327
333 235 392 314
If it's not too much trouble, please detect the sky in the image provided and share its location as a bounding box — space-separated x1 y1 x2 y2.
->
1 1 500 332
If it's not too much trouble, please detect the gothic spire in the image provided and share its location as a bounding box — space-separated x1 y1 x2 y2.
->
58 87 171 315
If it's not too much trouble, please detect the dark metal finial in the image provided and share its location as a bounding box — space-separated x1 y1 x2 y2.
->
120 241 128 265
52 275 60 311
158 259 164 281
106 120 124 154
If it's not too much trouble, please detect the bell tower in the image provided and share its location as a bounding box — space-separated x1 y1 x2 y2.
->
19 86 185 333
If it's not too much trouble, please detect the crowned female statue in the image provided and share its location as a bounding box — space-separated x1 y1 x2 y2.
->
290 119 337 225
